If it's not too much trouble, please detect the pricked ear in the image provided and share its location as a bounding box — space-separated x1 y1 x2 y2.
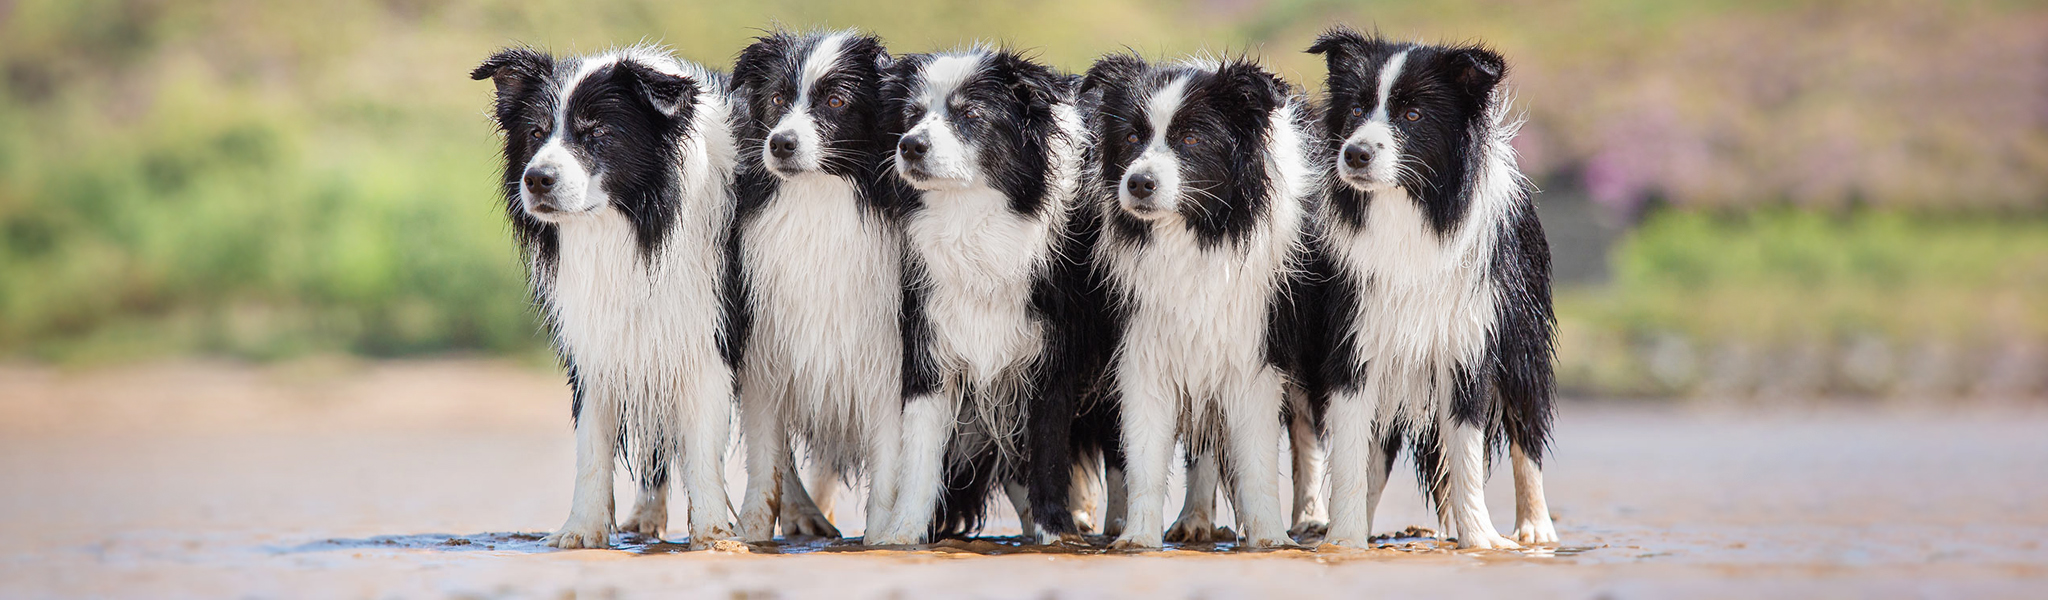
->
1216 59 1286 117
471 47 553 97
618 60 699 119
1080 53 1147 98
1449 46 1507 99
1305 26 1369 62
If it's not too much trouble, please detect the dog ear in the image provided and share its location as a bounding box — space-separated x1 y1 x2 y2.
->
472 47 553 99
1305 27 1369 64
618 59 699 119
1449 46 1507 100
993 51 1061 112
1080 53 1147 99
1216 59 1285 120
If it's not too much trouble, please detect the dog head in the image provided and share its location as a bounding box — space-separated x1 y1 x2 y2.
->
1309 28 1506 207
472 46 701 243
1083 54 1290 242
883 48 1065 201
733 30 890 180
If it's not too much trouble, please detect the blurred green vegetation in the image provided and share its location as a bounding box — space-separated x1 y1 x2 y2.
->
0 0 2043 397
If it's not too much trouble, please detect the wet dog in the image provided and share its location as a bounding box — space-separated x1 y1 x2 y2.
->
870 47 1116 545
1305 28 1559 549
1077 54 1320 550
472 46 741 549
728 29 905 543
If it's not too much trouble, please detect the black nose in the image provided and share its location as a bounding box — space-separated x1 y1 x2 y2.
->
523 165 558 195
1126 172 1157 199
769 132 799 159
1343 144 1372 171
899 133 929 161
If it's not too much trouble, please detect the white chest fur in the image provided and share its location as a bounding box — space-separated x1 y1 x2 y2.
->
1103 216 1298 404
739 174 903 420
905 186 1054 389
545 208 725 379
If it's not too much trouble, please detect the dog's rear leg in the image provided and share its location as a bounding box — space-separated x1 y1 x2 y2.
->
1165 450 1221 543
1287 400 1329 540
1510 441 1558 544
776 446 841 539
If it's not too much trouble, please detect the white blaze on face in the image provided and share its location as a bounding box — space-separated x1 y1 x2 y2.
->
522 65 606 219
1118 76 1190 219
899 53 985 189
1339 50 1409 190
765 33 849 173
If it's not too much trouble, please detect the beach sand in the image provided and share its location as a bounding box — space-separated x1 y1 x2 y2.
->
2 358 2043 598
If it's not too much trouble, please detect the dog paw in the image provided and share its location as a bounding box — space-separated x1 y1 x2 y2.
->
1288 519 1329 540
784 510 841 539
1101 518 1126 539
1239 533 1295 549
619 508 667 540
1072 510 1098 534
863 529 921 546
1512 519 1558 545
543 524 613 550
686 524 738 551
1164 515 1220 544
1107 536 1159 551
1456 530 1522 550
1315 538 1371 552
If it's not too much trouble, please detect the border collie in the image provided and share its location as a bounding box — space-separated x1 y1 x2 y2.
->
1305 28 1559 549
728 29 904 543
1078 54 1319 550
869 47 1115 545
471 46 741 549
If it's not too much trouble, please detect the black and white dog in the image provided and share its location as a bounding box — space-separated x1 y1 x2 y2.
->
471 46 741 549
870 47 1115 545
728 29 905 543
1078 54 1320 550
1305 28 1559 549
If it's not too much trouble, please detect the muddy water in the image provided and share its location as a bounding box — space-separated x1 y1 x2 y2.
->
1 359 2045 598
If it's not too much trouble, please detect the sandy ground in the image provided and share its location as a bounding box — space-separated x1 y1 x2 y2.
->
1 358 2045 599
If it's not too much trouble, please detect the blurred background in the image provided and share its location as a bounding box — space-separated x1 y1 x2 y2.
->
1 0 2044 401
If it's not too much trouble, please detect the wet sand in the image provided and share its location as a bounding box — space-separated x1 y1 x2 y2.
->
2 358 2045 598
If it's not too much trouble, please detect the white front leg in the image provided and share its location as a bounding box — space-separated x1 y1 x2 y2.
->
868 391 957 545
679 371 737 549
1442 417 1517 549
546 384 618 549
1004 481 1037 540
861 392 904 540
1109 371 1174 550
1320 387 1379 548
736 377 785 542
1224 373 1291 548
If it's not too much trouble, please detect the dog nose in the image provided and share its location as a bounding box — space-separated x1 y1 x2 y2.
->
769 132 799 160
899 133 930 161
1342 144 1372 171
523 165 558 195
1126 171 1158 200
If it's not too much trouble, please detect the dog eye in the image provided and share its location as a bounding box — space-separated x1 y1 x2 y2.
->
1350 106 1364 118
961 107 981 120
1404 108 1422 122
1181 134 1200 146
827 94 847 109
771 93 786 106
1125 133 1142 145
530 128 547 140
